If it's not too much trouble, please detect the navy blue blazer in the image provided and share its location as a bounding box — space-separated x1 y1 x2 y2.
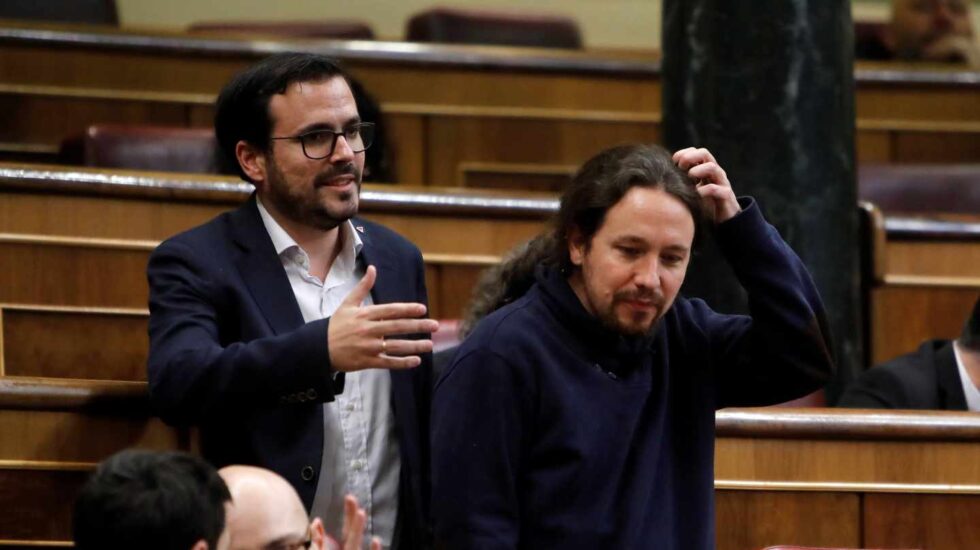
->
839 340 966 410
147 195 431 546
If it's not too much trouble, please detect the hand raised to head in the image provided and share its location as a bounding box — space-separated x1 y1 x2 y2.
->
672 147 741 224
328 265 439 373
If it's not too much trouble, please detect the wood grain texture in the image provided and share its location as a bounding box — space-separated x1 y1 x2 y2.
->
715 490 860 550
0 468 85 541
870 285 980 364
864 493 980 549
0 306 148 381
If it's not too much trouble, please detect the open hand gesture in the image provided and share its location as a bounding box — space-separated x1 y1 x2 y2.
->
328 265 439 372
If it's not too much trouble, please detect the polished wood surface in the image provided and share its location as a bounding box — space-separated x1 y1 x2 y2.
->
864 493 980 548
861 203 980 365
0 22 977 177
716 491 860 550
715 408 980 550
4 163 976 363
0 305 148 381
0 163 552 255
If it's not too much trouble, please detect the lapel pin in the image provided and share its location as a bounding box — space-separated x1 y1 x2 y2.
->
355 225 365 233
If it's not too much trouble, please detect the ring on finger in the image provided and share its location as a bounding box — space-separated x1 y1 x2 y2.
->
380 339 387 355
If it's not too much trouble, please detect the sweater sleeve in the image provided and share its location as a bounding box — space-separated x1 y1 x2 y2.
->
431 347 531 550
702 198 835 408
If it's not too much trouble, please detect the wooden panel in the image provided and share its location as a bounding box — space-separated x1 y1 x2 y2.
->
865 493 980 549
431 263 492 320
460 162 575 191
892 129 980 164
870 285 980 364
0 235 502 319
0 91 191 146
855 129 892 163
715 436 980 487
715 490 859 550
1 306 148 381
0 185 548 257
0 467 85 542
0 191 234 241
385 112 425 183
855 86 980 123
426 116 659 186
0 408 184 462
0 238 152 309
887 240 980 279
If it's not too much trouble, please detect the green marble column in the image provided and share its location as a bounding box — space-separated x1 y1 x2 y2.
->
661 0 861 400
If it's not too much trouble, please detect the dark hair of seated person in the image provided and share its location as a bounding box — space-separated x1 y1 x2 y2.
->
73 449 231 550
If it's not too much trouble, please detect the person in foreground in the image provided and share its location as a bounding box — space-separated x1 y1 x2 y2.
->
839 296 980 410
146 52 437 548
73 450 231 550
220 465 381 550
856 0 979 67
431 144 835 549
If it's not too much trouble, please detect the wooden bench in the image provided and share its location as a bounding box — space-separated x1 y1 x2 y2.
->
2 380 979 549
715 407 980 549
4 162 976 364
0 22 976 179
861 202 980 365
0 377 188 548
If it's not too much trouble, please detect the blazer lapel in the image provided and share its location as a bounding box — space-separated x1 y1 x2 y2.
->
356 220 423 476
230 195 306 335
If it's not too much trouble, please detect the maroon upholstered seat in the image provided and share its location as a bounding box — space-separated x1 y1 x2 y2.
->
406 7 582 49
0 0 117 25
60 125 222 174
858 164 980 215
188 20 375 40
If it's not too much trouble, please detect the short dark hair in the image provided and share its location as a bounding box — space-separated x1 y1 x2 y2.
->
961 296 980 351
214 52 348 182
73 450 231 550
460 143 704 322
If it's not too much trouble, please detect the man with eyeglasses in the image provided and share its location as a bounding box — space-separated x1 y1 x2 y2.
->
147 53 437 549
220 465 380 550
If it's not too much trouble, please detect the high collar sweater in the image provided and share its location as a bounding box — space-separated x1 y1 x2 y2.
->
432 199 834 549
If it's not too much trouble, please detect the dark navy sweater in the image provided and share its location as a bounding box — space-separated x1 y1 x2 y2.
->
430 199 834 549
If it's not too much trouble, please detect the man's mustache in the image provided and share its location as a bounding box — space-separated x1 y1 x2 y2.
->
313 163 360 187
614 288 666 308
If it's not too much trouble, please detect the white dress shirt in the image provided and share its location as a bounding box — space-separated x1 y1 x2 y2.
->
954 341 980 412
257 199 400 549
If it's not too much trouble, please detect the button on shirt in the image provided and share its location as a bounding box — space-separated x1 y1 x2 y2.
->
257 199 400 549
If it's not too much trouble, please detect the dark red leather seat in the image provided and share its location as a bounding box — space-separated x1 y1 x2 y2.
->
858 164 980 215
187 20 375 40
406 7 582 49
60 125 223 174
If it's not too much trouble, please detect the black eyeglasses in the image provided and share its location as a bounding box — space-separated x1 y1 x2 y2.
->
270 122 375 160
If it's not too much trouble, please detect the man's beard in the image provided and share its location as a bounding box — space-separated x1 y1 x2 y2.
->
595 287 667 337
265 158 361 231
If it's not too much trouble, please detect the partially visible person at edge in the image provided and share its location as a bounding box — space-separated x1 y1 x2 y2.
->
220 464 381 550
146 53 437 549
73 450 232 550
840 296 980 410
431 144 835 549
856 0 980 67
